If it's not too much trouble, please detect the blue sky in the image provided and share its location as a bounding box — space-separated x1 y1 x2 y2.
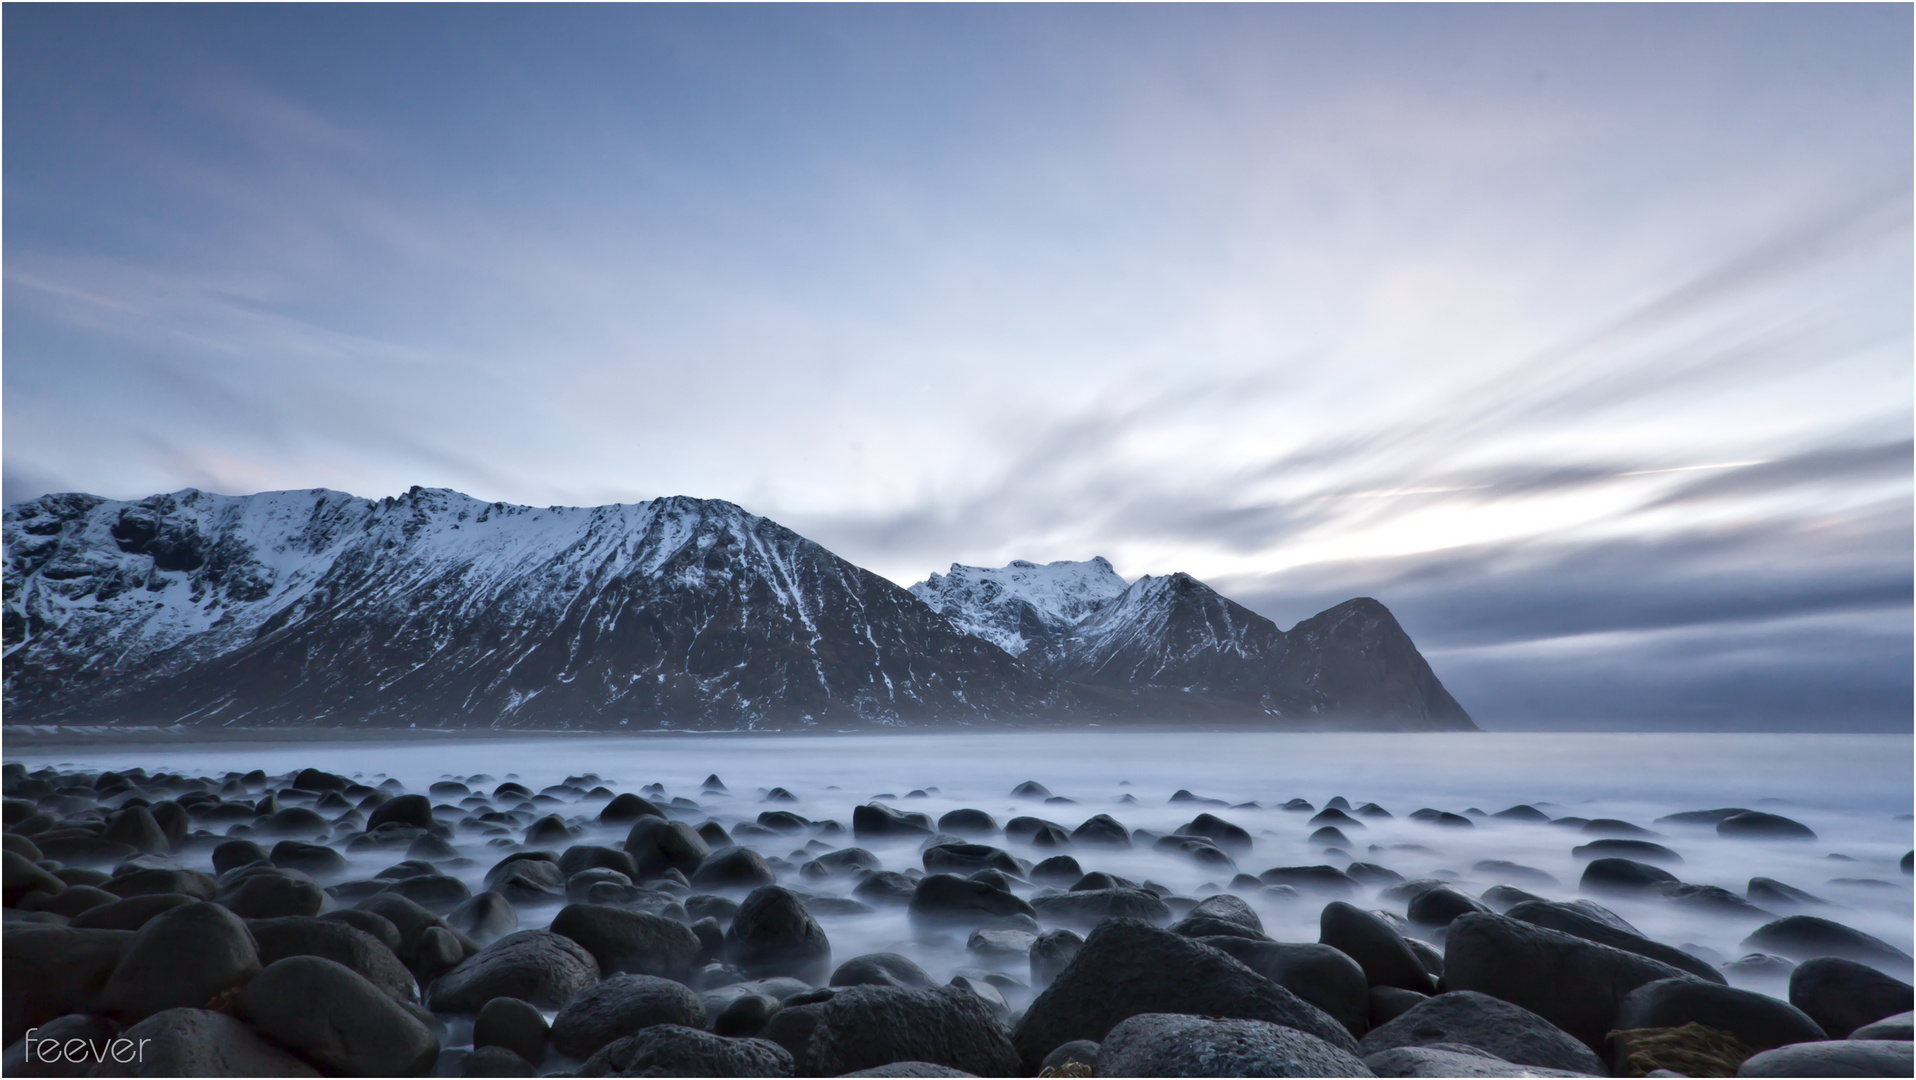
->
5 5 1910 730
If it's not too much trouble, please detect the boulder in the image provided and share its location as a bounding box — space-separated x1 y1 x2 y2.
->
625 818 711 880
551 973 707 1059
235 955 438 1076
1748 876 1827 909
691 847 776 890
1200 938 1371 1038
598 793 666 824
1029 928 1084 988
1736 1039 1912 1077
97 902 260 1023
1744 916 1914 968
249 915 417 1002
1789 957 1915 1038
1011 918 1358 1072
1717 811 1816 841
1442 912 1701 1055
1185 893 1264 934
1069 815 1131 848
579 1024 794 1077
103 868 216 900
937 809 997 836
559 845 642 882
446 890 518 944
1363 1044 1597 1077
922 843 1021 876
853 872 920 907
1259 865 1358 894
1029 856 1082 887
4 850 66 908
68 893 198 932
1028 887 1168 931
270 840 348 879
473 996 549 1065
550 903 701 982
485 860 565 907
220 869 326 919
909 874 1035 928
87 1007 320 1077
726 885 832 983
368 794 434 831
1407 886 1490 929
211 840 270 875
715 992 783 1036
102 807 169 855
427 929 600 1013
1320 902 1435 993
1851 1011 1913 1040
853 804 934 840
1358 989 1607 1075
1506 900 1725 984
1369 987 1429 1028
1096 1013 1373 1077
1614 977 1825 1062
762 984 1018 1077
1578 858 1679 895
2 926 132 1042
832 952 937 990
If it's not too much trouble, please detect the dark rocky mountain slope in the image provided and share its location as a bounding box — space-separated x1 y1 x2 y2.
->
4 487 1473 730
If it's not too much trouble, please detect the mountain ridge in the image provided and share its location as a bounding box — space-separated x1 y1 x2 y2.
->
4 485 1474 731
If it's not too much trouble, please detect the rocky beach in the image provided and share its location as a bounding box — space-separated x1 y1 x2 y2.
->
3 732 1911 1078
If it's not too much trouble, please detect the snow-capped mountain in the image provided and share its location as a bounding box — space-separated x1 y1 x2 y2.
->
3 485 1474 730
919 560 1476 730
907 557 1128 657
3 487 1047 728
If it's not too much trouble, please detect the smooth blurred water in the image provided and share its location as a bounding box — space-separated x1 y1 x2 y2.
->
11 731 1911 1005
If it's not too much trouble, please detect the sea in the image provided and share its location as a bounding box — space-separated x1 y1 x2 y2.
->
9 730 1911 1003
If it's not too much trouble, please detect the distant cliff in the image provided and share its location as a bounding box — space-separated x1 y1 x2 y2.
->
4 487 1473 731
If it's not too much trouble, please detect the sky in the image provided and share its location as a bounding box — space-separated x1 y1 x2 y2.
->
5 5 1910 731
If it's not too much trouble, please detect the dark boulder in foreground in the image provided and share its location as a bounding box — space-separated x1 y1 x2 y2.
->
762 984 1018 1077
1789 957 1915 1038
1200 937 1370 1039
3 925 133 1041
1614 977 1826 1059
727 885 832 983
88 1007 321 1077
233 955 439 1076
249 915 418 1003
551 973 707 1060
1028 886 1168 930
1012 918 1358 1073
1736 1039 1913 1077
549 903 701 982
1442 912 1700 1055
1097 1013 1373 1078
832 952 938 990
1357 990 1604 1076
97 901 260 1023
474 996 550 1066
1506 899 1724 985
1319 902 1434 994
428 929 600 1013
580 1024 795 1077
1362 1044 1594 1077
1744 915 1914 968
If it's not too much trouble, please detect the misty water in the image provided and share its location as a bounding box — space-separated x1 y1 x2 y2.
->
11 730 1912 1017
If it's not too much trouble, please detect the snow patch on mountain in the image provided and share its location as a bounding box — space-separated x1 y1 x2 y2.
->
909 557 1128 656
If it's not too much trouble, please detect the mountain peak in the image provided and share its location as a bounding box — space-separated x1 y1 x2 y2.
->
909 556 1127 657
